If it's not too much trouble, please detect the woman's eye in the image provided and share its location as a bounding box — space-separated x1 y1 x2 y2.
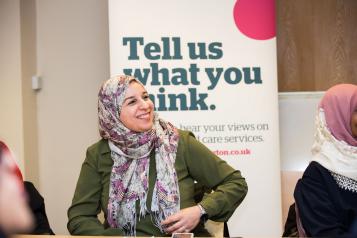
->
127 99 136 105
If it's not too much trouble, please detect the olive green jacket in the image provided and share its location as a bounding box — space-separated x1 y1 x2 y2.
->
67 130 247 236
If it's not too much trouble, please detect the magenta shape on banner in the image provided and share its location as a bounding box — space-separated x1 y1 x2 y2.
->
233 0 276 40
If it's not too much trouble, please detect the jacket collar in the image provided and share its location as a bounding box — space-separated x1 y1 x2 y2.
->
99 139 111 155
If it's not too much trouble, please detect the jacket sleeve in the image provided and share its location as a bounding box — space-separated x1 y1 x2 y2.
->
183 132 248 221
67 144 123 236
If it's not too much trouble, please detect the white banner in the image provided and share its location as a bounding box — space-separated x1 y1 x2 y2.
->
108 0 281 236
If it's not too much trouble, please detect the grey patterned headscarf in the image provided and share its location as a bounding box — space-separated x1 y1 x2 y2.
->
98 75 180 236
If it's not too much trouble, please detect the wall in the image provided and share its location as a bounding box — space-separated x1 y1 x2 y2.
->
35 0 110 234
20 0 40 187
277 0 357 91
0 0 25 172
0 0 40 188
279 92 324 171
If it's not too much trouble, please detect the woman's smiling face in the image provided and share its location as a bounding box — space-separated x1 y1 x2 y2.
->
119 81 154 132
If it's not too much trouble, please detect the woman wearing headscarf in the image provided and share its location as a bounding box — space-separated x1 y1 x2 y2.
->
0 141 33 238
67 75 248 236
294 84 357 237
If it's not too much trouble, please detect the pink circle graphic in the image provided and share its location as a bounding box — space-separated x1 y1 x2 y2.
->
233 0 276 40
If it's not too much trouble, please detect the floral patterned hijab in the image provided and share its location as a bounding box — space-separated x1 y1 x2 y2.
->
98 75 180 236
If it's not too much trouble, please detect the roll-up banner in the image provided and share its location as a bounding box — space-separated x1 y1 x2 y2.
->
108 0 281 236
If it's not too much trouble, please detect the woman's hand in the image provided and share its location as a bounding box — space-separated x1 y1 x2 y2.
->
161 205 201 234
